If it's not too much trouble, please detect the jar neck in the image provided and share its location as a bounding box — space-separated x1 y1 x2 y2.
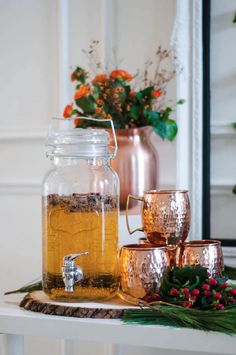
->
52 156 110 167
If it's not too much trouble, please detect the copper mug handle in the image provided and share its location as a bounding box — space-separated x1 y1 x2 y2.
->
126 194 144 234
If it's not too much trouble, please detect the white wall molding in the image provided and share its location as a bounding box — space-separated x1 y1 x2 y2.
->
58 0 69 115
211 121 236 137
174 0 203 240
101 0 118 70
0 181 42 194
0 132 45 141
211 183 235 196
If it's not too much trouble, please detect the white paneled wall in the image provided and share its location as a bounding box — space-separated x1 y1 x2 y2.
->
210 0 236 240
0 1 176 355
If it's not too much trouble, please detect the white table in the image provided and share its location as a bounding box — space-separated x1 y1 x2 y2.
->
1 294 236 355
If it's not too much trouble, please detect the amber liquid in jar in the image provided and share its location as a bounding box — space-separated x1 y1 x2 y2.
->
43 193 120 301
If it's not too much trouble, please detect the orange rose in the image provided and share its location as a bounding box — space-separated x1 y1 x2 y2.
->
63 103 73 118
152 90 161 98
74 85 90 100
92 74 108 84
110 69 132 81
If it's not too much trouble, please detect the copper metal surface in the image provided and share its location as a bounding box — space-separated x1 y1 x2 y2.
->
110 127 159 210
127 190 191 246
120 244 169 299
176 240 224 277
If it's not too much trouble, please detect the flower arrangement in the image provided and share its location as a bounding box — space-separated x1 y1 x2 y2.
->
63 41 184 141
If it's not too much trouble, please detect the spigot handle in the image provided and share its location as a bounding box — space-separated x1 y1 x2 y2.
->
63 252 89 264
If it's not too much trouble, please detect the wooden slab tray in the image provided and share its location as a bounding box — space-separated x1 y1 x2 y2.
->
20 291 136 319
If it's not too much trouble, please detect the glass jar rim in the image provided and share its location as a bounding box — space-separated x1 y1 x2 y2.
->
45 117 112 158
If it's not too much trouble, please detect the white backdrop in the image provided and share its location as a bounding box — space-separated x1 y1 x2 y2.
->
0 1 176 354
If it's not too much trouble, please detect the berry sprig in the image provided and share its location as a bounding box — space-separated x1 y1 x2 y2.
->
144 267 236 310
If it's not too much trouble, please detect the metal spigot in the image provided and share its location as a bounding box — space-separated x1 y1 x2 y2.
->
62 253 89 292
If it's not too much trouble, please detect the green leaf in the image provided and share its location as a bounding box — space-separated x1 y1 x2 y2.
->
130 105 141 120
232 122 236 130
140 86 154 98
75 96 95 114
233 12 236 23
73 66 87 83
161 107 173 120
136 92 143 103
147 110 160 125
177 99 186 105
164 118 178 141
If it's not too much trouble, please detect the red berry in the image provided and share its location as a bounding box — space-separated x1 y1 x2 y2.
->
150 294 159 302
183 301 192 308
182 288 190 294
228 297 235 304
209 278 217 286
202 283 210 291
192 288 200 296
169 288 179 297
213 292 222 300
215 303 225 310
220 282 228 289
204 290 212 297
230 288 236 296
143 293 159 303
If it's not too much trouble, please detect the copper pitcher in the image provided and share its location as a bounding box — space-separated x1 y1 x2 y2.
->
126 190 191 246
110 127 159 210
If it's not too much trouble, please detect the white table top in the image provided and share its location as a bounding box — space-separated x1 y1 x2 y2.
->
1 294 236 354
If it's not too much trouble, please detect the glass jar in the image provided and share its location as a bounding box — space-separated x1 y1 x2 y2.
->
42 117 120 302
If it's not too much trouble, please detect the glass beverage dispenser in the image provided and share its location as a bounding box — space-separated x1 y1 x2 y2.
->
42 117 120 301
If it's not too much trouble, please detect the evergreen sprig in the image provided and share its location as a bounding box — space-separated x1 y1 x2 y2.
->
122 303 236 334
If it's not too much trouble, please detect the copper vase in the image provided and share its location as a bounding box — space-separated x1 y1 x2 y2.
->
110 127 159 210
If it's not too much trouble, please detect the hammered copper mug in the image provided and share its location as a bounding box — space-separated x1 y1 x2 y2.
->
126 190 191 246
120 244 169 299
176 240 224 277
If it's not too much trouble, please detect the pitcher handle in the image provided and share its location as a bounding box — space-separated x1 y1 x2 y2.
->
126 194 144 234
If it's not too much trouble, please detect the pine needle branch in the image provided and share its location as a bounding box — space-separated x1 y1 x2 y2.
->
4 280 42 295
122 304 236 334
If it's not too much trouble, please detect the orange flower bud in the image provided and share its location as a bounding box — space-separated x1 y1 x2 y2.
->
152 89 161 98
110 69 132 81
70 72 76 81
92 74 108 84
74 118 81 127
63 104 73 118
74 85 90 100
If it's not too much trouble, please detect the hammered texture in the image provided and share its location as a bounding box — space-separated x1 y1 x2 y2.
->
120 245 169 299
142 190 191 246
178 240 224 277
